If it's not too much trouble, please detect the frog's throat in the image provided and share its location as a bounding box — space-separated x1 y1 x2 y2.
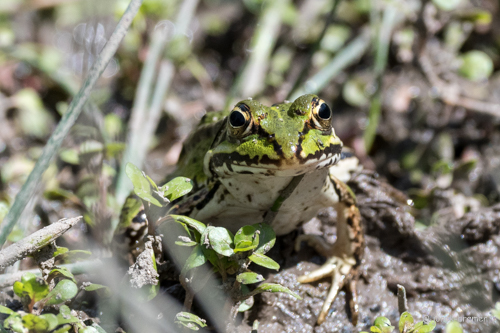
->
205 143 342 177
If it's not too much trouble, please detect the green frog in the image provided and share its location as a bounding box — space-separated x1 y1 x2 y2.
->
122 94 364 325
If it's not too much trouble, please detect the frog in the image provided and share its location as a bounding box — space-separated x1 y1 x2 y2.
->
119 94 364 325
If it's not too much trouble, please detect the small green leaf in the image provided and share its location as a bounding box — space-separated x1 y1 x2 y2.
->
175 312 207 331
182 245 207 273
53 247 69 257
413 320 436 333
59 149 80 165
399 312 414 332
44 280 78 305
4 313 23 332
238 297 253 312
125 163 163 207
84 284 112 298
253 283 301 299
48 267 76 283
248 253 279 270
161 177 194 201
54 324 73 333
13 273 49 303
208 227 234 257
170 215 206 234
445 321 463 333
118 195 143 229
234 226 259 253
39 313 58 331
374 316 394 333
0 305 15 315
105 142 126 158
56 305 80 325
54 249 92 263
22 313 50 331
370 327 382 333
253 223 276 254
236 272 264 284
459 50 493 81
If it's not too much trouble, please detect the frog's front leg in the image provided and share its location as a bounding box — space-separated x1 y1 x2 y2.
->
295 176 364 325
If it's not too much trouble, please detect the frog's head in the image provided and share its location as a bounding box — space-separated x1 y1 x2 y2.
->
204 94 343 177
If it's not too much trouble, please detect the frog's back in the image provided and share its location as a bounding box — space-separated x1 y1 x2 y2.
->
168 111 228 187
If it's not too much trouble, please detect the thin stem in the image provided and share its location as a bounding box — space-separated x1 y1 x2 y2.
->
0 0 144 247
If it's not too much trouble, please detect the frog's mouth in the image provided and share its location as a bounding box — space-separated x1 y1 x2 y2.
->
208 143 342 177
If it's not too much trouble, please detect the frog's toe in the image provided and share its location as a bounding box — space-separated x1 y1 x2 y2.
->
297 255 359 325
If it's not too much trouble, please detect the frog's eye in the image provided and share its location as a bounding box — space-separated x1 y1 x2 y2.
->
228 103 253 137
310 98 332 130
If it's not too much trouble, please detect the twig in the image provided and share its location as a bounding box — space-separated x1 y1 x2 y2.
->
0 217 82 270
419 50 500 117
288 27 372 100
0 0 144 247
397 284 408 314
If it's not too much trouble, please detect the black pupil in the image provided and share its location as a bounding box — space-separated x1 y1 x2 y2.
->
318 103 331 120
229 111 246 127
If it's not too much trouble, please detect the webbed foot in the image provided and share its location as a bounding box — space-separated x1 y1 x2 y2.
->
295 234 360 325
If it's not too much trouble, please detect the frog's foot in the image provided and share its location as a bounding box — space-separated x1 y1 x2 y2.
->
295 234 359 325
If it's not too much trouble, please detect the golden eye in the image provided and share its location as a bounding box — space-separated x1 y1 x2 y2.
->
228 103 252 137
310 98 332 130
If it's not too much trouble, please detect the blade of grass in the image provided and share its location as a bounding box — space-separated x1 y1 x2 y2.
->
113 0 200 236
232 0 290 99
288 27 371 100
0 0 143 247
363 4 398 152
287 0 341 100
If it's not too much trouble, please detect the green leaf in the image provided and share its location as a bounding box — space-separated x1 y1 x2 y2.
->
59 149 80 165
459 50 493 81
413 321 436 333
445 321 463 333
370 327 382 333
13 273 49 303
48 267 76 283
39 313 58 331
0 305 15 315
118 195 143 229
182 245 207 273
374 316 394 333
84 284 112 298
234 226 259 253
170 215 206 234
253 223 276 254
236 272 264 284
44 280 78 305
238 297 253 312
54 249 92 263
53 247 69 257
22 313 50 331
200 247 220 270
492 302 500 320
125 163 163 207
208 227 234 257
253 283 301 299
432 0 462 11
4 313 24 332
399 312 414 332
248 253 279 270
175 312 207 331
54 324 73 333
161 177 194 201
56 305 80 325
105 142 126 159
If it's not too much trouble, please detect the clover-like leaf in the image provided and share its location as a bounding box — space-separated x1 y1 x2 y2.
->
208 227 234 257
399 312 414 332
253 223 276 254
161 177 193 201
234 226 259 253
22 313 50 331
412 320 436 333
236 272 264 285
175 312 207 331
84 284 112 298
182 245 207 273
253 283 301 299
43 280 78 306
125 163 163 207
248 253 279 270
13 273 49 304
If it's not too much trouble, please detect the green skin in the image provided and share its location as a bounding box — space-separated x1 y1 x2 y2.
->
166 94 363 325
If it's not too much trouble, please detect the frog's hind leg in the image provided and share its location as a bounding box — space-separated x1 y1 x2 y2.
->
295 176 364 325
